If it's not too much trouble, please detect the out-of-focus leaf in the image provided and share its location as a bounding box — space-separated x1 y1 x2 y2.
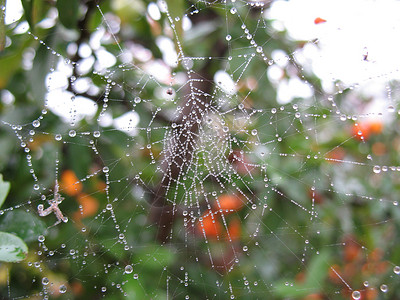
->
0 43 26 89
0 231 28 262
21 0 33 30
0 210 47 243
21 0 49 31
136 245 176 270
28 29 54 104
0 174 10 209
304 250 331 286
273 250 330 297
165 0 184 51
0 0 5 51
56 0 79 29
185 21 219 43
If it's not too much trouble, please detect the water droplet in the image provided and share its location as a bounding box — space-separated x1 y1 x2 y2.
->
125 265 133 274
103 166 109 173
295 112 301 118
69 130 76 137
59 284 67 294
38 235 45 242
33 184 40 190
373 166 381 174
182 58 193 70
251 129 258 136
243 246 248 252
42 277 49 285
93 131 100 138
340 115 347 121
32 120 40 128
380 284 388 293
230 7 237 14
101 287 107 292
256 46 262 53
134 97 141 104
351 291 361 300
55 134 62 141
394 266 400 274
226 35 232 41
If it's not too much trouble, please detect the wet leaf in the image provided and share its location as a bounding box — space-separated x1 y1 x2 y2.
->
0 231 28 262
0 210 46 243
56 0 79 29
0 174 10 209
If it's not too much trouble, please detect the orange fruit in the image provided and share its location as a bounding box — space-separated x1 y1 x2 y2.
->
60 170 82 196
314 17 327 24
325 147 346 163
226 217 241 241
214 194 244 212
352 120 383 141
343 239 361 262
328 264 342 284
75 193 99 219
197 213 222 239
369 120 383 134
372 142 386 156
352 122 371 140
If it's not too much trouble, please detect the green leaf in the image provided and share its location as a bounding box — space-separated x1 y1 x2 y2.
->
56 0 79 29
304 250 331 286
0 42 26 89
273 250 331 298
21 0 50 31
0 0 5 52
165 0 184 52
0 231 28 262
0 174 10 209
28 29 54 103
21 0 33 30
0 210 47 243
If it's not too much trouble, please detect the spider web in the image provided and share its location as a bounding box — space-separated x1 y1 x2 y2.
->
1 0 400 299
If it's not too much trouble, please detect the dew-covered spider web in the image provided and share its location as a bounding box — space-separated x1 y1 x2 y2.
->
2 0 400 299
